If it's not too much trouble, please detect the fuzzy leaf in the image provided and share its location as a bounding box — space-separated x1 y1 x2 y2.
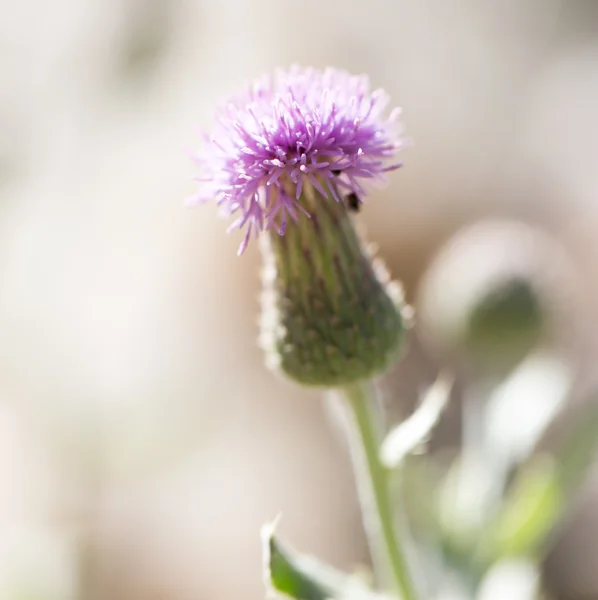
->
381 372 453 468
262 520 388 600
477 559 540 600
482 401 598 562
485 353 572 467
488 456 561 558
554 401 598 497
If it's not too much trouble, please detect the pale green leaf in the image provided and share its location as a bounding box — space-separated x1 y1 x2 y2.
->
381 373 453 469
487 456 561 558
485 352 572 466
261 520 390 600
554 401 598 496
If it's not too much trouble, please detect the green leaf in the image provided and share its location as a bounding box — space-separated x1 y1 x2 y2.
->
261 520 386 600
487 456 562 558
484 352 572 467
554 401 598 496
481 401 598 562
380 372 453 469
477 559 541 600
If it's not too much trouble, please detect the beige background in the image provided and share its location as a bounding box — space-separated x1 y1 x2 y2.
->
1 1 598 598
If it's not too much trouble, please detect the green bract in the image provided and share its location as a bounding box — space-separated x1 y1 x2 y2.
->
260 184 407 387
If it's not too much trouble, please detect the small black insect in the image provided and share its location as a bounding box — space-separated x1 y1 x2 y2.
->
346 192 360 213
331 169 360 212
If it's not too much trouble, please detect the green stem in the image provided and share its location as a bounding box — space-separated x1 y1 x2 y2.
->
343 380 417 600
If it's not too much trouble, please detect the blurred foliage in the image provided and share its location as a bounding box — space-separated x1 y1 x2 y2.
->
264 357 598 600
263 524 382 600
466 277 545 363
487 456 561 559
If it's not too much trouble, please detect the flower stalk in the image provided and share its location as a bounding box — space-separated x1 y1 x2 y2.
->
343 381 418 600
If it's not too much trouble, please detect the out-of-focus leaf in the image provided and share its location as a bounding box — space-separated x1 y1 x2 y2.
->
435 455 494 566
400 458 441 532
486 456 561 559
554 401 598 496
477 559 540 600
481 401 598 563
438 455 496 537
381 373 453 469
485 353 572 467
261 520 389 600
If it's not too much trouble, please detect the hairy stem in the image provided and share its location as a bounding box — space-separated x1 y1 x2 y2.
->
342 380 417 600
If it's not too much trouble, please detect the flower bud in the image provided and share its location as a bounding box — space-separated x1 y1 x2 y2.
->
418 220 578 373
260 184 407 386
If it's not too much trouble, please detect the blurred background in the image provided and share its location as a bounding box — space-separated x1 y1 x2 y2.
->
2 1 598 599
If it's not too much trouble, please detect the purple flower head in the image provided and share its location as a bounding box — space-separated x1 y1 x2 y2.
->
190 66 404 254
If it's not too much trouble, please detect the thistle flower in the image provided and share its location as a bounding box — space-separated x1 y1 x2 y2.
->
192 66 408 386
190 66 403 254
